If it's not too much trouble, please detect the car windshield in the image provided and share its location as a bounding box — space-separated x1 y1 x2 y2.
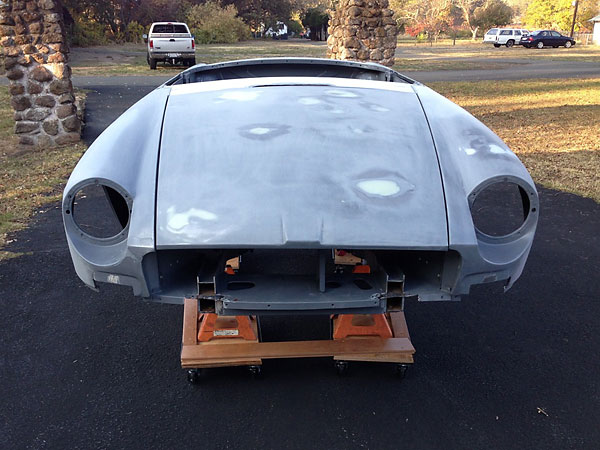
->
530 30 542 36
486 29 498 35
152 24 188 34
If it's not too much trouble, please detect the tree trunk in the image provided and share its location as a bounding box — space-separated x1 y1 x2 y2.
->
471 26 479 40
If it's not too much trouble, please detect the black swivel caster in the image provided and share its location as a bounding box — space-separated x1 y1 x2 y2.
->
187 368 201 384
248 365 262 378
335 360 349 376
394 363 410 380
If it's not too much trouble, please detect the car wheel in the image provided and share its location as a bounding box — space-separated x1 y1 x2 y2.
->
565 41 572 48
506 40 514 48
149 58 157 70
146 53 150 65
493 43 501 48
536 41 544 49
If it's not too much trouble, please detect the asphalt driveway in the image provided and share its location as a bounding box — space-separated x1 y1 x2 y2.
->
1 78 599 449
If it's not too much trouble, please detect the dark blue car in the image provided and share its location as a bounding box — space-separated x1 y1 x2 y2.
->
521 30 576 49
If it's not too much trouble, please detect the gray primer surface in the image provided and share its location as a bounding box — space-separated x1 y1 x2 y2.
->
61 59 538 310
157 81 447 249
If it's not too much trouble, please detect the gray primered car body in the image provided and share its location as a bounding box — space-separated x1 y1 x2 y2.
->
63 58 538 315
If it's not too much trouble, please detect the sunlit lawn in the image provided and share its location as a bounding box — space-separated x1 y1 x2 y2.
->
432 78 600 201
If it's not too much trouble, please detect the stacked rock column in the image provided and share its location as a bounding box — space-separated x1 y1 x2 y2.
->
327 0 398 68
1 0 81 148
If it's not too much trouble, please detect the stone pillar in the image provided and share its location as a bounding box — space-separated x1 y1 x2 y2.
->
0 0 81 148
327 0 398 68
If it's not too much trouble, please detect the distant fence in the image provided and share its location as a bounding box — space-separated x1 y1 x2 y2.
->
573 33 593 45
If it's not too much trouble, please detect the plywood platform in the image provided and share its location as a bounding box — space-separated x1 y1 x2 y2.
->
181 298 415 369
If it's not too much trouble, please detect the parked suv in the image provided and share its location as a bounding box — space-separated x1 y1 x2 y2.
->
143 22 196 70
484 28 529 47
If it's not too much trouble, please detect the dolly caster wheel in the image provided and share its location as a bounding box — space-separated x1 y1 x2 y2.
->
394 363 410 380
335 360 349 376
248 365 262 378
187 368 201 384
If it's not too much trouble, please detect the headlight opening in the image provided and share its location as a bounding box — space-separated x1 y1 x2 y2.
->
67 181 131 241
469 179 535 239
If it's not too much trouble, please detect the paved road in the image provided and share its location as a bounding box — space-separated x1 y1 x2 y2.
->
2 74 600 449
75 76 166 144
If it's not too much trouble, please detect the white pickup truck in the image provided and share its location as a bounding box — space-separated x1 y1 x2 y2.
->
143 22 196 70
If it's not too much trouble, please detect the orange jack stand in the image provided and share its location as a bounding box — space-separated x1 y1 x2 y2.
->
181 298 415 380
197 314 257 342
332 314 394 339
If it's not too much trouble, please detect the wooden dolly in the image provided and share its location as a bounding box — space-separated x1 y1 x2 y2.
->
181 297 415 383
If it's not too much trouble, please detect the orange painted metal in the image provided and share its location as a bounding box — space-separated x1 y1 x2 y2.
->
352 264 371 274
197 314 257 342
333 314 393 339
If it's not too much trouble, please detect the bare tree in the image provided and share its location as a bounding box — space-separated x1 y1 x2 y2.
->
456 0 485 40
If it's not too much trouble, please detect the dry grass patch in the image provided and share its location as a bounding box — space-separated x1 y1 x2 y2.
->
72 63 178 76
394 59 511 72
0 86 86 259
70 40 600 76
430 78 600 201
396 42 600 63
71 40 329 76
194 40 327 63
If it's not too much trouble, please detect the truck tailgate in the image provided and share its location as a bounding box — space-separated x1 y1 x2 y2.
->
151 35 193 52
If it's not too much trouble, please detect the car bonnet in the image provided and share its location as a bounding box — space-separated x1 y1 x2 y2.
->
155 79 448 249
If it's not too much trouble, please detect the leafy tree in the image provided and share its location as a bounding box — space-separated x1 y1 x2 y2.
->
286 19 304 36
186 1 250 44
578 2 600 32
125 21 146 43
63 0 142 37
222 0 296 32
525 0 597 33
524 0 570 30
417 0 454 43
132 0 195 26
392 0 456 42
390 0 422 30
472 0 514 32
447 3 468 42
504 0 533 18
302 6 329 40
